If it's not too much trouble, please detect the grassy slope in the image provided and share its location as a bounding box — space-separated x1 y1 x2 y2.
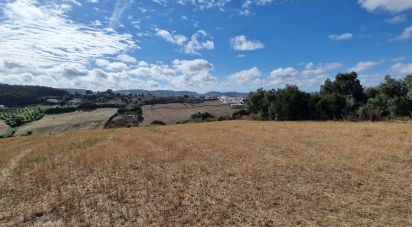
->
0 121 411 226
0 120 14 138
15 108 117 135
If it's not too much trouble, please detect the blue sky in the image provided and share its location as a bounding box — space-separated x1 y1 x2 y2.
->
0 0 412 92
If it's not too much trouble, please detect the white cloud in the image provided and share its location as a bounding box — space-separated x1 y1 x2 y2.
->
117 54 137 63
349 61 381 73
391 62 412 75
268 63 343 89
152 0 167 6
0 0 140 90
240 0 275 16
176 0 230 10
128 59 218 91
109 0 133 28
393 26 412 41
155 29 188 45
228 67 261 85
0 0 136 68
328 33 353 41
230 35 264 51
270 67 299 78
385 15 407 24
155 29 214 55
183 30 215 55
358 0 412 12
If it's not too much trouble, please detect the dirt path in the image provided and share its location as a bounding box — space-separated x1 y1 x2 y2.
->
0 149 31 184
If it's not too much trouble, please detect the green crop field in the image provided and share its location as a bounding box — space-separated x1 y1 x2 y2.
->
0 107 45 127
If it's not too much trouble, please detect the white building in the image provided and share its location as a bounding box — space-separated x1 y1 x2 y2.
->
68 99 82 105
219 96 244 105
0 105 6 109
46 99 60 104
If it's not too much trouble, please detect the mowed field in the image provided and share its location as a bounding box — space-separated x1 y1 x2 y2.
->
0 121 411 226
141 100 234 125
15 108 117 135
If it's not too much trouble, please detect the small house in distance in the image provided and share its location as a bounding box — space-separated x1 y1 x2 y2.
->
46 98 60 104
68 99 82 105
0 105 6 109
219 96 245 108
205 96 218 100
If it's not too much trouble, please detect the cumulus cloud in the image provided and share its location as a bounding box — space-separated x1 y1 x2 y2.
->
349 61 381 73
155 29 214 55
270 67 299 78
183 30 215 55
228 67 261 85
117 54 137 63
358 0 412 12
128 58 218 91
268 62 343 89
328 33 353 41
230 35 264 51
155 29 188 45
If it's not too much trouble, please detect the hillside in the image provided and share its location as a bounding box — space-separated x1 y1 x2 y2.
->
0 84 69 106
0 121 411 226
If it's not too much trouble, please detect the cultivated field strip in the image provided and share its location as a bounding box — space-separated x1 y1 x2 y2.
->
0 121 411 226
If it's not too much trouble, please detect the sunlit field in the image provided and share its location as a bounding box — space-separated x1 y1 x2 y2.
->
15 108 117 135
141 100 234 125
0 121 411 226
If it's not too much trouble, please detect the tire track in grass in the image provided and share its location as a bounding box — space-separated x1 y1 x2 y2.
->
0 148 32 185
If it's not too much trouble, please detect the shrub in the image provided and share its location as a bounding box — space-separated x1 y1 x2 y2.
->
151 120 166 125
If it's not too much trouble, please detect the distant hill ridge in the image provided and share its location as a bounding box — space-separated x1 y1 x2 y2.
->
115 89 248 97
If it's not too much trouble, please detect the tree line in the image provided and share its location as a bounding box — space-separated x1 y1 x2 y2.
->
243 72 412 121
0 84 69 106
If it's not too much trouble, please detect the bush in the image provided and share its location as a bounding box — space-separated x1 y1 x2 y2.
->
232 109 249 120
78 101 98 110
190 112 214 121
45 106 77 114
151 120 166 125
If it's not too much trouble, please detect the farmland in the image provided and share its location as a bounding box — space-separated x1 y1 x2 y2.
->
0 107 44 127
15 108 117 135
141 100 235 125
0 121 411 226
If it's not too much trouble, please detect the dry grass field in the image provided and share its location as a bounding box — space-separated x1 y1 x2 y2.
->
15 108 117 135
142 100 234 125
0 121 411 226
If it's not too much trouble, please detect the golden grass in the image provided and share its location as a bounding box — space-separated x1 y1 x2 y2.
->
0 121 411 226
141 100 234 125
15 108 117 135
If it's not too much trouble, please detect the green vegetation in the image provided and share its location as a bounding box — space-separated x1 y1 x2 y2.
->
245 73 412 121
177 112 215 124
0 107 45 127
105 104 144 128
0 84 69 106
151 120 166 125
0 124 15 138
